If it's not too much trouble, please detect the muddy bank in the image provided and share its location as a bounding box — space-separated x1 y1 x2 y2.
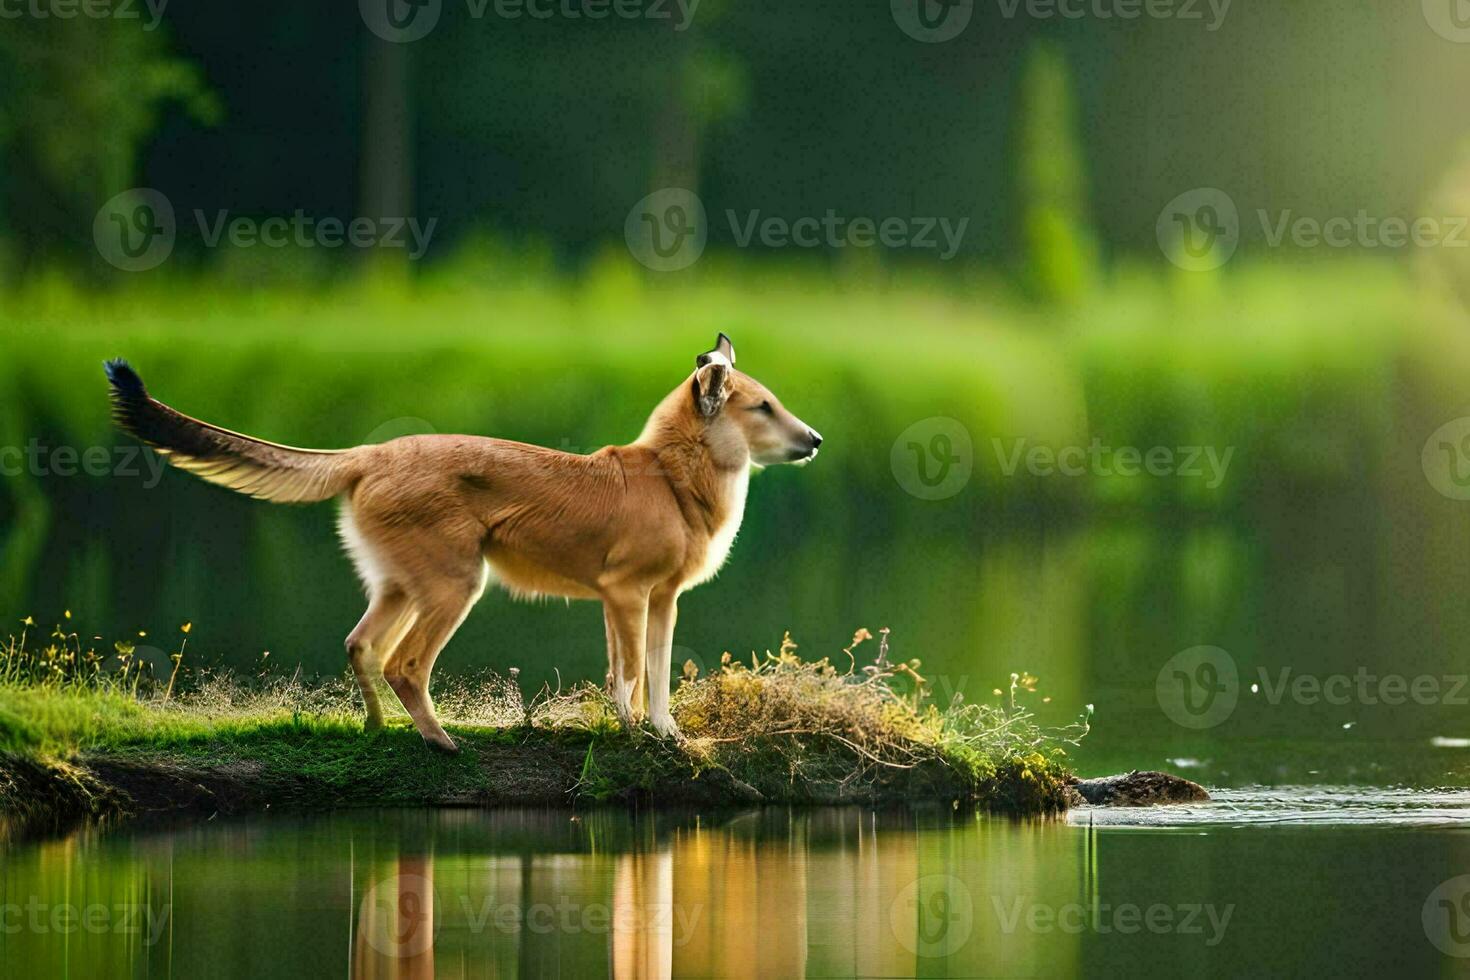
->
0 726 1208 840
0 728 1079 838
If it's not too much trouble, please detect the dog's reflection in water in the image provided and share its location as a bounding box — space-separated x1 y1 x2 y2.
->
354 855 436 980
352 852 690 980
611 849 675 979
350 834 822 979
351 851 683 980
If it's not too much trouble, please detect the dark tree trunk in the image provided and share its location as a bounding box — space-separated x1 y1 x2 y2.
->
360 35 414 274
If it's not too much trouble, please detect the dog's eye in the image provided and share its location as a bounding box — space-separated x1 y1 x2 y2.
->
758 400 774 416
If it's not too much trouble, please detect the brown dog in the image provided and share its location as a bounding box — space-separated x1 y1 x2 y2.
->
105 335 821 750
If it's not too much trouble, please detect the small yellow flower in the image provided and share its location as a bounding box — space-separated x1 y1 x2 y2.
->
180 622 192 634
63 609 71 620
21 616 34 627
137 631 147 637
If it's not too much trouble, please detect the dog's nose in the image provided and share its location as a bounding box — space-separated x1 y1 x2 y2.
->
809 429 823 449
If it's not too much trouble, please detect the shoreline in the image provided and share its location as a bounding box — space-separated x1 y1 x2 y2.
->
0 726 1079 839
0 723 1207 840
0 638 1204 839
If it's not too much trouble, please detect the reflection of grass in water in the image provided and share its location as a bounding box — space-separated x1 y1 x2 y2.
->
0 616 1089 828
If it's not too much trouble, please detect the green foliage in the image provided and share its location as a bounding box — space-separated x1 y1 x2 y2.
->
0 255 1461 704
1015 42 1100 305
1418 136 1470 313
681 47 749 130
0 18 218 264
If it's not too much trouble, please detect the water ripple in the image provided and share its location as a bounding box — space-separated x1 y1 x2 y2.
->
1068 785 1470 828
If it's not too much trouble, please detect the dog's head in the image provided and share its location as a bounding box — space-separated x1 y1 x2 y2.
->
691 333 822 466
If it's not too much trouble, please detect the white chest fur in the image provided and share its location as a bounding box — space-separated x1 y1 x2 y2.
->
691 467 749 585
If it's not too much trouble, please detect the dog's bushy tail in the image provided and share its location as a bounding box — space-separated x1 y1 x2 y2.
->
104 359 359 503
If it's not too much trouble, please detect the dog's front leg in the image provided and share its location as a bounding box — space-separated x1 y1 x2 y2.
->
645 588 681 738
602 588 650 729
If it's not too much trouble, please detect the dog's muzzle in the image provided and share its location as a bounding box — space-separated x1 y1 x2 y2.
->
789 429 823 463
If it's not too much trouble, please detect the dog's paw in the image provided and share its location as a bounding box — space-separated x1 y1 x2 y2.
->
650 715 682 739
425 736 460 754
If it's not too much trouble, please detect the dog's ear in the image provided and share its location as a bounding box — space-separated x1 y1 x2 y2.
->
696 333 736 369
692 359 732 418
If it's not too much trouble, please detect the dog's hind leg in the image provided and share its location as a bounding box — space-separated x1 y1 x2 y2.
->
345 588 416 731
384 569 485 752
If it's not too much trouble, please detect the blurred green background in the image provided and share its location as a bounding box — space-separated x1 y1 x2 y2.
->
5 2 1470 777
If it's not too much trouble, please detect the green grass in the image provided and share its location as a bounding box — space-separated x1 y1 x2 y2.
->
0 619 1088 834
3 252 1448 507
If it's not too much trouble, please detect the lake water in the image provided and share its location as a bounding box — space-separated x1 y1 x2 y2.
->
5 796 1470 978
